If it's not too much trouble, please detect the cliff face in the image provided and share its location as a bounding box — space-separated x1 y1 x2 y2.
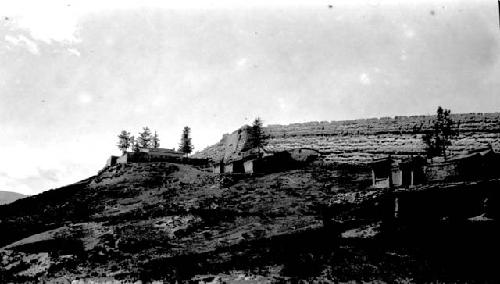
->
195 113 500 163
193 126 253 162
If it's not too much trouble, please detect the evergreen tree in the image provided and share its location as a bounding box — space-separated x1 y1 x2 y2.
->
131 135 140 152
423 106 457 159
178 126 193 157
247 117 270 153
117 130 131 154
152 131 160 148
137 127 153 148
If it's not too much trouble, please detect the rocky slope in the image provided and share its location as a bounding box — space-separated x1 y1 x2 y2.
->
0 191 26 205
194 112 500 163
1 161 498 282
0 162 379 282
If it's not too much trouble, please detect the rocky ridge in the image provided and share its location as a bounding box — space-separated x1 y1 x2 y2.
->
194 112 500 163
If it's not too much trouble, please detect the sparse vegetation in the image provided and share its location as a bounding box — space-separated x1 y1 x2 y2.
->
117 128 161 153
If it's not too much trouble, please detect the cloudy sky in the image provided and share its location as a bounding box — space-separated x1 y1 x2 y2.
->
0 0 499 195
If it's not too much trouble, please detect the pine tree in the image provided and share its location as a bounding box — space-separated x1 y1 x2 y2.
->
178 126 193 157
131 135 140 152
137 127 153 149
423 106 457 159
117 130 131 154
247 117 270 153
152 131 160 148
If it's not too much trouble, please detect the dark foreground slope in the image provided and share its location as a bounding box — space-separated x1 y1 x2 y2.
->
1 162 499 283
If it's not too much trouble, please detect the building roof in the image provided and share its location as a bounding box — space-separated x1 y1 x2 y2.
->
139 147 183 154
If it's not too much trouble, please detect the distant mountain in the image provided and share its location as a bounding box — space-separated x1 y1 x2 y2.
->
0 191 26 205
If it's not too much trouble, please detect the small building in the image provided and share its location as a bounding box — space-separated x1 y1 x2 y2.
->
391 157 426 188
424 149 500 182
213 160 224 174
117 147 184 164
243 151 294 174
105 155 119 167
370 156 425 189
370 158 393 188
214 147 319 175
224 158 245 174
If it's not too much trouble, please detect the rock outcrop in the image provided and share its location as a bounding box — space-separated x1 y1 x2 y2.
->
194 112 500 163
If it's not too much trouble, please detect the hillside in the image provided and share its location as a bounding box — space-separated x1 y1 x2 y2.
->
1 161 499 282
0 191 26 205
0 162 378 282
194 112 500 163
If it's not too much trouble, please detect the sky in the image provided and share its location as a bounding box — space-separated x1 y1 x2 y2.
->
0 0 499 195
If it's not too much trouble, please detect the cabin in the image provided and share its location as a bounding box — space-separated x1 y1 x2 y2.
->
224 158 245 174
391 157 426 188
117 148 184 164
241 151 294 174
371 156 426 189
370 158 393 188
424 149 500 182
213 160 224 174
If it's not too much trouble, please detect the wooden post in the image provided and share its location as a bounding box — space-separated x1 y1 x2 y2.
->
394 197 399 219
372 169 376 186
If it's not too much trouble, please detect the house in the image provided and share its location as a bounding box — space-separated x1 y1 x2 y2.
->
224 158 246 174
117 147 184 164
214 147 320 174
370 156 425 189
213 160 224 174
242 151 294 174
391 157 426 188
424 149 500 182
370 157 393 188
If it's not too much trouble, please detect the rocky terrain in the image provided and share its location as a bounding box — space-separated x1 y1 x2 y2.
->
2 112 499 283
194 112 500 163
0 191 26 205
1 160 498 282
0 162 378 282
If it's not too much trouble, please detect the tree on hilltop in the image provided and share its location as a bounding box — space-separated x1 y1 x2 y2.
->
117 130 131 154
131 135 140 152
423 106 457 160
137 127 153 148
152 131 160 148
178 126 193 157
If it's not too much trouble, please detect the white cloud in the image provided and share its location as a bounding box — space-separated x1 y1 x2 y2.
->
78 92 93 104
1 1 82 44
236 57 248 69
359 73 371 85
402 24 415 39
68 48 81 57
400 49 407 61
4 34 40 55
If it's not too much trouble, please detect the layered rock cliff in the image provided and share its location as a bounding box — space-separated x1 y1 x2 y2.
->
194 113 500 163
